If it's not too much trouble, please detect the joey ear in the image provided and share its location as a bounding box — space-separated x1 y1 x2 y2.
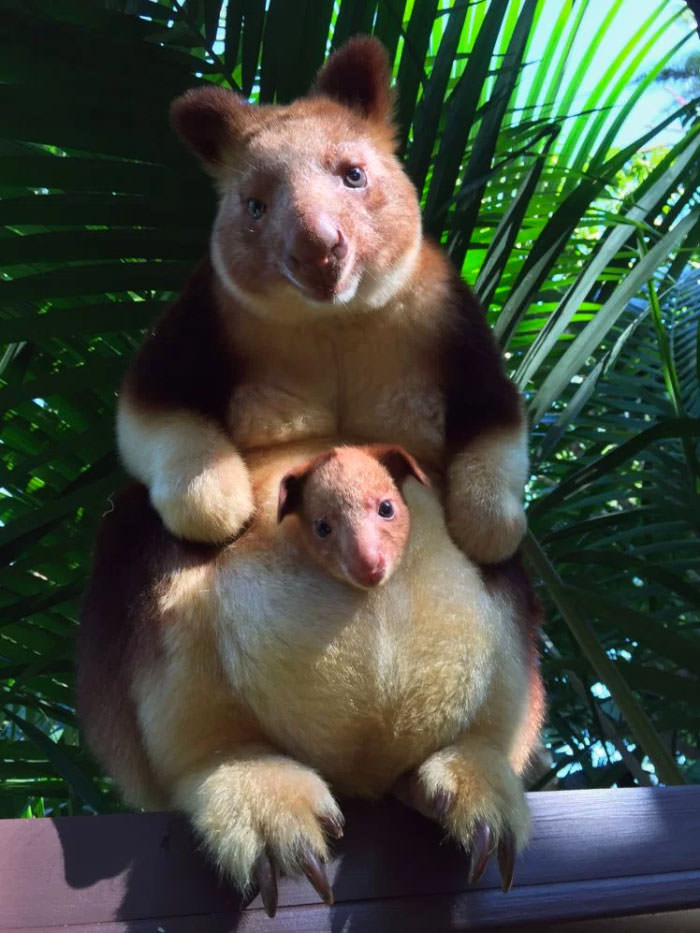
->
366 445 430 489
277 468 309 523
170 86 254 171
313 36 394 123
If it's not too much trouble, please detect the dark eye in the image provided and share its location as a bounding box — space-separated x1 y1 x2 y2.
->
343 166 366 188
247 198 266 219
315 519 332 538
378 500 394 519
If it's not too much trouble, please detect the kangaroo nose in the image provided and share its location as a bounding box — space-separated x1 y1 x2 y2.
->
288 214 346 269
352 554 386 588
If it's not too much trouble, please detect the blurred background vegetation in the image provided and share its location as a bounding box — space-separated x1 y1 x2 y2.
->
1 0 698 817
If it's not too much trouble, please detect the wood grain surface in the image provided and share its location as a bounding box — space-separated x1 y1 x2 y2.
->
1 787 698 931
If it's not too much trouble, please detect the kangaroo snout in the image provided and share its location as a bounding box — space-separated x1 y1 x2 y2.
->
350 551 387 588
285 212 348 297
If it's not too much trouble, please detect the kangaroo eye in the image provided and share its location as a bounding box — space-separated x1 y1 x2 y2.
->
315 519 332 538
378 500 394 519
247 198 266 220
343 166 366 188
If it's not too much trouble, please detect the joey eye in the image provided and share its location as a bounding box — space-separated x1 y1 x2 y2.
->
247 198 266 220
378 500 394 519
315 519 332 538
343 166 366 188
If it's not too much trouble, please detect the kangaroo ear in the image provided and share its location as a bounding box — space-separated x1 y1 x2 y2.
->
366 445 430 489
277 467 310 523
170 86 255 172
313 36 394 123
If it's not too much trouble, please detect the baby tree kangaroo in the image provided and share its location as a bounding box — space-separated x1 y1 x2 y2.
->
277 444 429 589
78 35 544 919
79 441 543 915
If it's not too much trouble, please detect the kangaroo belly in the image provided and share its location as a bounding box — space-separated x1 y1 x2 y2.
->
212 482 507 795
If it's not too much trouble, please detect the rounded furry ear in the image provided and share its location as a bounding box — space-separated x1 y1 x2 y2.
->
366 445 430 489
313 36 394 123
277 468 309 523
170 86 254 171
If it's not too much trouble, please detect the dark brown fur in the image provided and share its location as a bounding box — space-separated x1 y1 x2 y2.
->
442 273 523 458
78 39 542 893
77 486 219 807
122 260 239 425
312 35 395 125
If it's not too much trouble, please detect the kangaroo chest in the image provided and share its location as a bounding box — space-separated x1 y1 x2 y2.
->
228 313 445 468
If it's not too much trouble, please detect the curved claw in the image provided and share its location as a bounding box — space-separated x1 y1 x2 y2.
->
302 847 334 906
393 771 456 827
319 814 344 839
432 789 455 822
497 830 515 893
253 852 278 918
467 821 492 885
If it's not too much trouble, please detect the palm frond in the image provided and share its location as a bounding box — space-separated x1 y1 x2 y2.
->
1 0 699 813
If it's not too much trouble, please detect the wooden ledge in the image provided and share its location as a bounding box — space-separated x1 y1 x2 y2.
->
1 787 699 931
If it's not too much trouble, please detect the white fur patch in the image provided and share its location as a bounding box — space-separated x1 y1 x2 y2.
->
116 402 254 542
173 754 341 890
446 424 529 564
210 231 262 314
355 236 421 309
211 220 419 321
415 736 531 850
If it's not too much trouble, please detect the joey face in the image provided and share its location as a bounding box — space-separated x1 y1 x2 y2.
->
171 39 422 322
301 467 409 589
278 445 429 590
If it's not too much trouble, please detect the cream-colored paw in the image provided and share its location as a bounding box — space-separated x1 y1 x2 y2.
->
176 755 343 903
446 492 527 564
446 424 529 564
413 744 531 850
152 452 255 543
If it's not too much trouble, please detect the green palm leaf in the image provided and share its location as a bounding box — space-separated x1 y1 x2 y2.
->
2 0 699 813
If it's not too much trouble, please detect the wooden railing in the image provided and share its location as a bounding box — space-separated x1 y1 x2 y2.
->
1 787 699 930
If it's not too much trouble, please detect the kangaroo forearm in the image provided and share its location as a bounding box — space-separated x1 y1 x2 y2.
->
445 417 529 563
116 397 253 542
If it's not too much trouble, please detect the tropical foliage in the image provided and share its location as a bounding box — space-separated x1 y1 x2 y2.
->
1 0 699 816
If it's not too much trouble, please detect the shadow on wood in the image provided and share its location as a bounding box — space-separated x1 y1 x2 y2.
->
1 787 699 931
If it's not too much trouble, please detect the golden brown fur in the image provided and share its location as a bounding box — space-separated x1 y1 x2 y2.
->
79 440 543 898
80 37 544 907
117 37 528 566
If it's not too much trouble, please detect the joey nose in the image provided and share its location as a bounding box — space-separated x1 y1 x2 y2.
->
366 562 386 585
353 555 386 587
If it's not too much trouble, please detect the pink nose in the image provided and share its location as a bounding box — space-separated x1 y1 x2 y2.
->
352 555 386 587
287 213 347 271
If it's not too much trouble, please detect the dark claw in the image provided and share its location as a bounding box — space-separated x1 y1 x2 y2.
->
497 830 515 893
302 847 334 906
432 789 455 822
253 852 278 918
319 814 344 839
467 821 492 885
